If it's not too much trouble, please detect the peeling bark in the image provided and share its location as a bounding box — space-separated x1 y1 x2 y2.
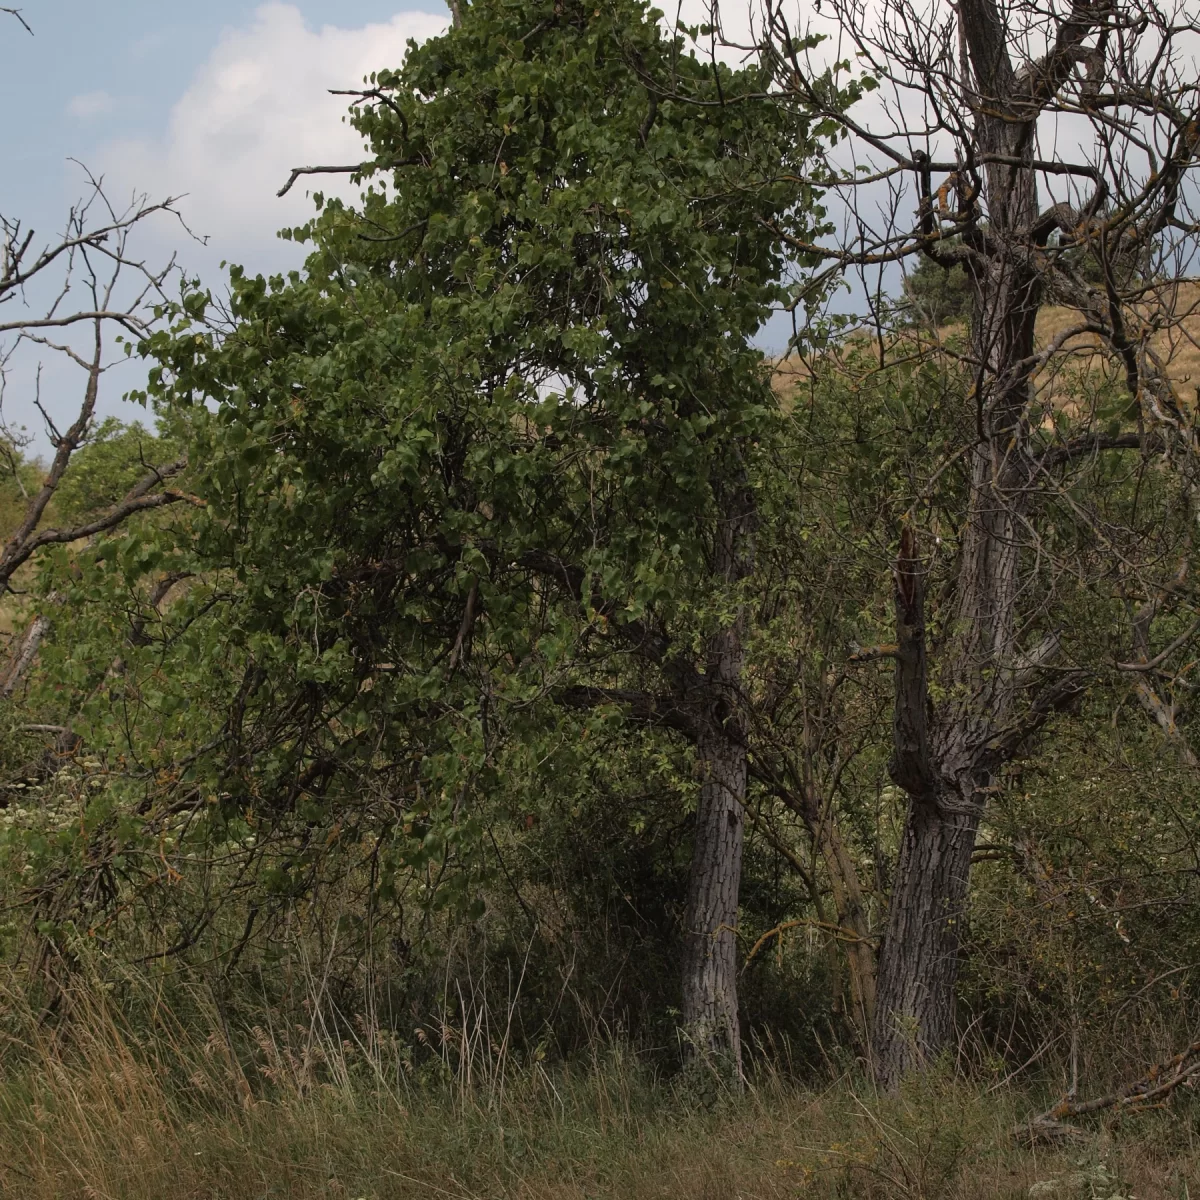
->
1 613 48 698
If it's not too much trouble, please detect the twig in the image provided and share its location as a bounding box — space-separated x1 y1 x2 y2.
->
1 7 32 34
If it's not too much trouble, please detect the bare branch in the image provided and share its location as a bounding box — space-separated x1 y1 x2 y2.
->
1 7 31 34
0 310 150 336
277 163 376 198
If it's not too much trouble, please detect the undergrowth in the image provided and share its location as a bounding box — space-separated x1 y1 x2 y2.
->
0 978 1196 1199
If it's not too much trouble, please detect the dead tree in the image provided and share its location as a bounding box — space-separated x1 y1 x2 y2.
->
721 0 1200 1084
0 168 192 691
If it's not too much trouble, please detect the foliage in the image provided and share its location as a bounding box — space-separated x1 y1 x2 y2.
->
0 0 832 1041
901 250 971 328
50 417 181 526
4 0 1200 1159
0 437 41 537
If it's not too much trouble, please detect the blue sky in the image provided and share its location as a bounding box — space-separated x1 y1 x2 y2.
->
1 2 452 448
0 0 801 453
2 2 445 216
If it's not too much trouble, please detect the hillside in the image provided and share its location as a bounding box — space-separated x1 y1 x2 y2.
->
773 290 1200 405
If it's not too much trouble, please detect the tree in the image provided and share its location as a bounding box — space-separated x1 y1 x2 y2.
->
901 250 970 328
0 174 189 584
1 6 191 696
103 0 832 1075
739 0 1200 1083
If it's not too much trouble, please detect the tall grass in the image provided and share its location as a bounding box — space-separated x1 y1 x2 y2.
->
0 973 1195 1199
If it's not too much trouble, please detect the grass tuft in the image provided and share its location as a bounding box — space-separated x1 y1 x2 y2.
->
0 979 1195 1198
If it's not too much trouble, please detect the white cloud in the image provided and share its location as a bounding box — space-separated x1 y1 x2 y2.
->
129 30 169 61
97 3 449 277
68 90 116 120
81 0 843 315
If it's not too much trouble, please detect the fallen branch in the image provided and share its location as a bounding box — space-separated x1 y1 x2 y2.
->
1016 1038 1200 1144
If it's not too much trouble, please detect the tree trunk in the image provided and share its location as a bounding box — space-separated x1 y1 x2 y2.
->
681 683 746 1074
680 476 754 1078
872 339 1034 1083
868 5 1048 1081
872 787 979 1086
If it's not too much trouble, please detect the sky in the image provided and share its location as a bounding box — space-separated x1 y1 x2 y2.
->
2 2 1156 457
0 0 822 454
1 1 453 449
2 1 451 252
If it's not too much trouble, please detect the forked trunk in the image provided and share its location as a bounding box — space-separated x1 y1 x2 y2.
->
872 366 1034 1082
864 0 1051 1075
872 438 1028 1084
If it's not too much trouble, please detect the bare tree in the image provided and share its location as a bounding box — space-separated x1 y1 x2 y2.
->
0 163 193 691
708 0 1200 1084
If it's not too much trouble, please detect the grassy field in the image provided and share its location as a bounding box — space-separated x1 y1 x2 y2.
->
0 982 1196 1200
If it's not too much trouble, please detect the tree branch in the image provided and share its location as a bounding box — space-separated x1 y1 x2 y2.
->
888 526 935 797
0 486 193 593
1 7 31 34
986 671 1090 766
276 163 378 198
555 685 701 741
1015 0 1103 110
276 159 427 198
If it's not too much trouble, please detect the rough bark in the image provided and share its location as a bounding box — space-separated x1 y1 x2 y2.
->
868 0 1053 1083
874 526 975 1082
681 679 747 1073
874 272 1038 1081
873 789 979 1084
680 477 754 1078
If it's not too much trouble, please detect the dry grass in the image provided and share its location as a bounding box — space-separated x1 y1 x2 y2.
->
1033 283 1200 401
0 981 1195 1199
772 290 1200 410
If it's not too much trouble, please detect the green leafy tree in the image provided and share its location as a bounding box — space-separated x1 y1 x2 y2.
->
901 252 970 329
27 0 830 1072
